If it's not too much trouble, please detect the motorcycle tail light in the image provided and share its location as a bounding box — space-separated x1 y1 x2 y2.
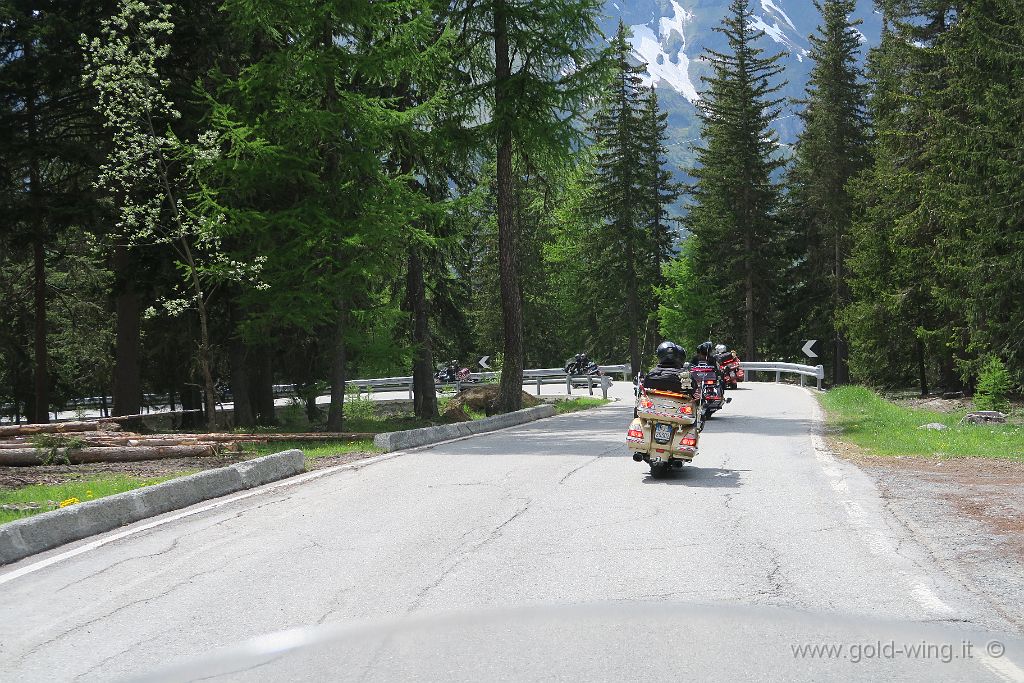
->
627 428 644 439
704 379 716 385
642 400 653 408
679 405 693 415
682 436 697 447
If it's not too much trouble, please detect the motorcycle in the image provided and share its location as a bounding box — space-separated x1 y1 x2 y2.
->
435 361 473 386
717 351 745 389
626 368 704 478
564 355 602 377
690 361 729 420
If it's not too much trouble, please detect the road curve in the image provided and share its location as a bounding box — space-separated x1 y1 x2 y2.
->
0 383 1019 680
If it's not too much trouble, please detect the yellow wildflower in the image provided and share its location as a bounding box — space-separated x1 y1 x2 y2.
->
59 497 80 508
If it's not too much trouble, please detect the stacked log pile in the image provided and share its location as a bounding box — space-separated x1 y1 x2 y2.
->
0 419 372 466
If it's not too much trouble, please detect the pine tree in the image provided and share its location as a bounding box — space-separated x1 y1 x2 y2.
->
925 1 1024 385
684 0 787 361
589 22 652 375
452 0 605 412
213 0 446 429
842 0 956 391
787 0 869 384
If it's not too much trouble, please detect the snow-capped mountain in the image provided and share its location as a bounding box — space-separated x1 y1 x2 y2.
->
602 0 880 167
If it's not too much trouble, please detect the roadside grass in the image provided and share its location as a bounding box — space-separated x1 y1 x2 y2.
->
554 397 611 414
820 386 1024 460
0 474 180 525
244 438 380 466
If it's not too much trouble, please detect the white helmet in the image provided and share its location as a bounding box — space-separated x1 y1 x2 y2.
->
714 344 727 355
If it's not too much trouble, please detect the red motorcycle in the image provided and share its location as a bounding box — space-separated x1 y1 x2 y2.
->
718 351 745 389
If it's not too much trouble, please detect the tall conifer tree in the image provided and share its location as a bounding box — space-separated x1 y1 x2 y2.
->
684 0 786 360
788 0 868 384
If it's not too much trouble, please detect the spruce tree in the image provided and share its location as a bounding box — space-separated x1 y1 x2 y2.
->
452 0 604 412
925 0 1024 384
684 0 787 361
842 0 955 391
787 0 869 384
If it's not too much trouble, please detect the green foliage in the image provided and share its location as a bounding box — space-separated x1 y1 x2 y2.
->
0 475 180 525
786 0 868 383
820 386 1023 460
683 0 788 361
30 433 87 465
554 397 610 414
974 357 1012 413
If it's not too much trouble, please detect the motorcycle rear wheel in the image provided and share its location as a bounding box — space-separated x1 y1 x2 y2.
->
650 463 669 479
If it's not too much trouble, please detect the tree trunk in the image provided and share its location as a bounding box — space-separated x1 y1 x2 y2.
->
23 38 48 424
230 334 255 428
408 246 438 419
626 255 641 377
112 245 142 417
494 0 524 414
326 311 348 432
252 346 276 426
916 339 928 397
31 238 49 423
744 233 756 361
833 222 849 384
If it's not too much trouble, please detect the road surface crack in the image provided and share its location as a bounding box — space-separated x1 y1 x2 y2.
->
407 498 532 612
13 566 219 667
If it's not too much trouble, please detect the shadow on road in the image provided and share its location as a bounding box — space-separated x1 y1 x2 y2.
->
641 466 746 488
700 413 814 438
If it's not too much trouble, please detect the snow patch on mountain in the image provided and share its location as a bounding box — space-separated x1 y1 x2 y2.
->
761 0 797 32
627 0 700 101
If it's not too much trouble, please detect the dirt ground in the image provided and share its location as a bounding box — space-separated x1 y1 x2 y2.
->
0 450 378 489
833 437 1024 630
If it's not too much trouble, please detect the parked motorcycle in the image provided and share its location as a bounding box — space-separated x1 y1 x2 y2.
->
435 361 473 385
626 368 704 478
564 354 602 377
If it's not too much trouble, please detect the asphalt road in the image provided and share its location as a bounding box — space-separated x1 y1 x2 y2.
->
2 383 1022 681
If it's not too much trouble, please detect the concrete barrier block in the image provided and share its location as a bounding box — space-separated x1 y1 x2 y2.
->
0 449 304 566
374 405 556 452
233 450 305 488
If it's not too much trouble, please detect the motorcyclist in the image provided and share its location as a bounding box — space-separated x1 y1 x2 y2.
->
691 341 718 369
564 352 590 375
639 342 690 395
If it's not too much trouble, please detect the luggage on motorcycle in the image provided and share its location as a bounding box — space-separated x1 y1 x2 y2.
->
636 391 697 426
642 367 690 394
625 418 651 451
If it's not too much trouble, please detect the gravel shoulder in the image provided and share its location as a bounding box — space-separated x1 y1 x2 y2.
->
831 437 1024 632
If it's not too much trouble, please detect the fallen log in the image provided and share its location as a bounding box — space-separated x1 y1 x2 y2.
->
165 432 375 442
0 421 123 438
0 444 219 466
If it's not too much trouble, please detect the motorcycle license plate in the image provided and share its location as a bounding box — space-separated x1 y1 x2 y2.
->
653 423 673 444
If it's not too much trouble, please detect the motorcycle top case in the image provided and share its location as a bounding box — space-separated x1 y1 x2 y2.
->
635 392 697 426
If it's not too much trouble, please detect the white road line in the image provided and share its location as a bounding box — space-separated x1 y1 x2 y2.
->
0 412 570 585
979 652 1024 683
805 392 957 617
0 451 405 586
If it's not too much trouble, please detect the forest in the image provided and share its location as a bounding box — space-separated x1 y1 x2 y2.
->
1 0 1021 428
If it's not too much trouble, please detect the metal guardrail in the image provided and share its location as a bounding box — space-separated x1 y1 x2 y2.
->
352 364 631 400
741 362 825 390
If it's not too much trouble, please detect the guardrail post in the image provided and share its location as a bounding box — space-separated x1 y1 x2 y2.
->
601 376 610 400
536 377 541 395
566 375 572 395
587 376 594 396
775 370 781 383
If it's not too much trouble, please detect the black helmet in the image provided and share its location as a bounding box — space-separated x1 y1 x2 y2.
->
656 341 685 366
696 341 713 357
